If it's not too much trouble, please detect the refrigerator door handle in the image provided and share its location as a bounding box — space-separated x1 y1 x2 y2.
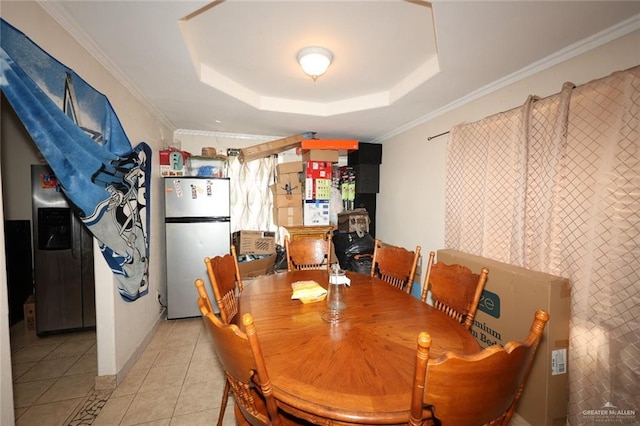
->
71 215 81 260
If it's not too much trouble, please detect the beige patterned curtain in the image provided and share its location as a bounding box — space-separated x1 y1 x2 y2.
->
227 154 277 233
445 66 639 425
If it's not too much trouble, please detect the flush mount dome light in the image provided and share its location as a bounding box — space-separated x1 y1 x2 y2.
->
297 46 333 81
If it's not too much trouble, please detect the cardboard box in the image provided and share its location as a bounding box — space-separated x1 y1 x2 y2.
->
304 178 332 200
304 161 333 179
23 294 35 332
436 249 570 426
301 139 359 151
232 230 276 255
274 206 303 226
237 254 276 278
239 132 314 162
277 172 303 189
159 149 190 176
270 182 302 196
302 149 339 162
337 208 370 234
303 200 331 226
273 192 302 208
277 161 303 175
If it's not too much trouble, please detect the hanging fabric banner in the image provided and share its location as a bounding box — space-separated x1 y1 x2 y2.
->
0 19 151 301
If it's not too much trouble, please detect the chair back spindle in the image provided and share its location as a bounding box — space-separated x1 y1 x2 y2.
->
422 251 489 331
205 245 243 324
285 236 331 271
371 239 421 293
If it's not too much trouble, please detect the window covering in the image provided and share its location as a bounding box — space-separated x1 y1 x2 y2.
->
446 66 640 424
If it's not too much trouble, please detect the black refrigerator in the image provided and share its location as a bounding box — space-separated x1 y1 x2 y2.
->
31 165 95 335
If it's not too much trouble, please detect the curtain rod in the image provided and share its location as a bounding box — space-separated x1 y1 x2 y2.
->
425 84 574 142
427 130 449 141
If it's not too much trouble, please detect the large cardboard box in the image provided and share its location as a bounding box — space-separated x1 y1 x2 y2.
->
232 230 276 255
270 182 302 196
276 161 303 175
239 132 314 162
272 192 302 208
277 172 303 191
302 149 339 162
436 249 570 426
274 206 303 226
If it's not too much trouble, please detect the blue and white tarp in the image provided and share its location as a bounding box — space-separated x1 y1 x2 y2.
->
1 19 151 301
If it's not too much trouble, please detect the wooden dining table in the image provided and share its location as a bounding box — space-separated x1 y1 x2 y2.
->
239 269 480 425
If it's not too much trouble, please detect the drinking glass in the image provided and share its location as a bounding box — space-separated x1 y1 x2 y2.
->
322 268 347 323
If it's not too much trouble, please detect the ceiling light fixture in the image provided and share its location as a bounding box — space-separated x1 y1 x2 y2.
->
297 46 333 81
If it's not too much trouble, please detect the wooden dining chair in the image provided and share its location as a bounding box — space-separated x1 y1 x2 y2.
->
198 302 305 426
370 239 421 293
194 278 214 315
204 245 243 324
285 235 331 271
409 309 550 426
203 246 243 426
421 251 489 331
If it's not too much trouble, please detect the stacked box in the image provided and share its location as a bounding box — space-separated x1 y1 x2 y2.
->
159 149 190 176
304 161 332 200
302 160 334 225
301 139 359 151
274 206 304 226
276 161 303 175
273 161 304 226
232 230 276 255
303 200 331 226
302 149 339 162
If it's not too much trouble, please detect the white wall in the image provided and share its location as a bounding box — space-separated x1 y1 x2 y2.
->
1 0 174 391
0 172 15 426
377 29 640 281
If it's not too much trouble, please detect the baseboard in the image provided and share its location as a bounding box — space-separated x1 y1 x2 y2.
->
94 307 166 390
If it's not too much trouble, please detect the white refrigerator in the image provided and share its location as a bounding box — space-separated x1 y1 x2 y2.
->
164 177 230 319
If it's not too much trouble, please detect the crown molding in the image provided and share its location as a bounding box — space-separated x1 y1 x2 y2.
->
37 1 176 133
374 13 640 143
174 129 283 141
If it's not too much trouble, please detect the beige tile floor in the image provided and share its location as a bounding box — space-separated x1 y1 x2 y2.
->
11 317 533 426
10 317 235 425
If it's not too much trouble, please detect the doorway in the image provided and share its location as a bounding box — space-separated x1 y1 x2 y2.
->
1 94 98 419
